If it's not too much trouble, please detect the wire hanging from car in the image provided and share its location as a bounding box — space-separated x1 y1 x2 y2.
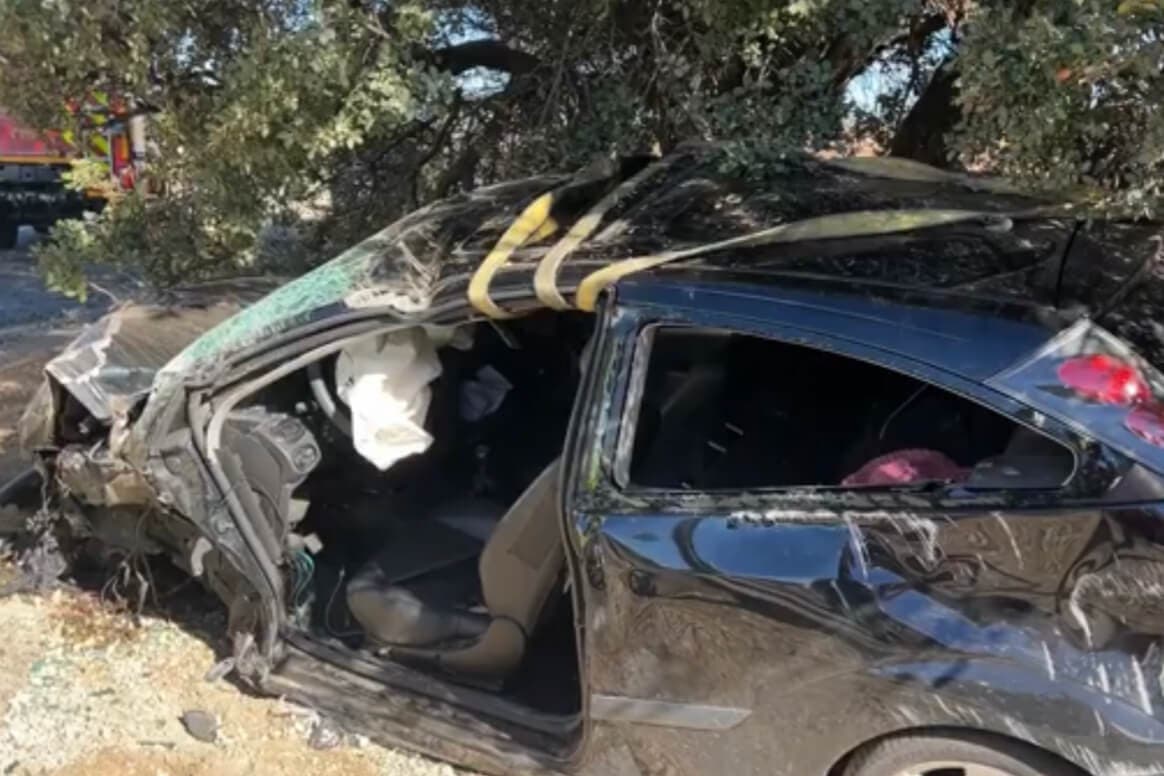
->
879 384 928 440
324 566 363 640
290 549 315 606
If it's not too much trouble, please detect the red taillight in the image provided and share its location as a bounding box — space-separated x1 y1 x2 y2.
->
1057 354 1149 405
1126 404 1164 447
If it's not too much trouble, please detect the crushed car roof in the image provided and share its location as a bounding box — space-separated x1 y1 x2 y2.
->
45 146 1164 390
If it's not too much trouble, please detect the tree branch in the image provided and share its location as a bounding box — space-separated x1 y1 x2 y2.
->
832 12 948 89
409 93 462 207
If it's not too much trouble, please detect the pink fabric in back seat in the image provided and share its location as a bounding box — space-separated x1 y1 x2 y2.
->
842 448 968 487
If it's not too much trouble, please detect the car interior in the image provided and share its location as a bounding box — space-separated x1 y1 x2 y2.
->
221 310 593 728
216 315 1075 741
628 328 1076 491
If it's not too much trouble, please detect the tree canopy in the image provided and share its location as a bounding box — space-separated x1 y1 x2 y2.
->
1 0 1162 296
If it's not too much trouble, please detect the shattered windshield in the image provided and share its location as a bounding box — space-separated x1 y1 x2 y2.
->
168 175 565 373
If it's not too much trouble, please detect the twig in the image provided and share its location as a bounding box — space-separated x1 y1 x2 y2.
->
410 94 463 208
86 281 121 305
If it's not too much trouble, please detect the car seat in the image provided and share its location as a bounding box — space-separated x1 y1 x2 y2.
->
345 460 564 681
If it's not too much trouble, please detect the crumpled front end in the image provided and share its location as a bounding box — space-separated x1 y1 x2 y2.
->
19 298 244 499
11 290 265 611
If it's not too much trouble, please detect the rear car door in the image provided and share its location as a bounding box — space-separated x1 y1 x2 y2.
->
561 285 1164 776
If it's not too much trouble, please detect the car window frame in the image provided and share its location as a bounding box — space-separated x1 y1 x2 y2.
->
603 309 1110 509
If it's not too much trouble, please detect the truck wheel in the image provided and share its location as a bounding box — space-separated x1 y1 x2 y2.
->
842 732 1077 776
0 221 18 251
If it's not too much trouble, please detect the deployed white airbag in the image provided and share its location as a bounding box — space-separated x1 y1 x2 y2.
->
336 328 442 470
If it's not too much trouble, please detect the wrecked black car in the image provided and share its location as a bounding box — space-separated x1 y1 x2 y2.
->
13 145 1164 776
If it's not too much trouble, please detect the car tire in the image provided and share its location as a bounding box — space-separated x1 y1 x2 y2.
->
0 221 17 251
842 732 1078 776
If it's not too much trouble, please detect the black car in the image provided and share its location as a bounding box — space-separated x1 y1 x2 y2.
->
13 146 1164 776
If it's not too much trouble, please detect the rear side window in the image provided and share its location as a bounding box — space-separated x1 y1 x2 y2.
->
625 328 1074 491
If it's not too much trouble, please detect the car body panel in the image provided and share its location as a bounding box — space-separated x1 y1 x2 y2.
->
43 298 247 422
54 146 1151 484
32 148 1162 435
574 510 1164 776
163 175 570 377
262 634 571 775
615 278 1054 381
14 150 1164 776
560 287 1164 776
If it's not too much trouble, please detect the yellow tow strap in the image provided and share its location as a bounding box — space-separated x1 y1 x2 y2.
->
470 172 1052 317
468 191 558 318
533 159 670 309
574 208 1035 311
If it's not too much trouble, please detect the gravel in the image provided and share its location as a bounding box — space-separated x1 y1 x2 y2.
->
0 590 473 775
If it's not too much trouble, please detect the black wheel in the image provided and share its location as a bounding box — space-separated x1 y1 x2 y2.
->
843 733 1078 776
0 221 17 251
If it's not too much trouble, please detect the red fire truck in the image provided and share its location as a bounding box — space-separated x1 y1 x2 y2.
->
0 97 144 250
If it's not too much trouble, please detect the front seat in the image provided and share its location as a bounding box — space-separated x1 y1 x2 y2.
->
345 460 565 681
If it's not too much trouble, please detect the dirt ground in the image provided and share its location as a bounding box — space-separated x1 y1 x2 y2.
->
0 237 474 776
0 591 470 776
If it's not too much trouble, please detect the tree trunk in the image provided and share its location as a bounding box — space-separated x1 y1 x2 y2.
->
889 62 960 168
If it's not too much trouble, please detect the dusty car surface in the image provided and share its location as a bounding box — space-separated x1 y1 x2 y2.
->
12 145 1164 776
